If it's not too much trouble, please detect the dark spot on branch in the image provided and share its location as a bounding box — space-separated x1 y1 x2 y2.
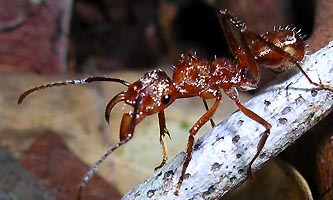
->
211 162 222 172
237 119 244 126
213 135 224 145
216 135 224 142
238 168 244 174
295 95 305 105
264 100 271 106
311 90 318 97
194 140 203 151
232 135 240 144
281 106 292 115
278 118 287 125
309 112 315 119
236 153 242 158
147 189 156 198
163 170 174 181
203 185 215 196
184 173 191 179
229 176 236 182
259 152 266 159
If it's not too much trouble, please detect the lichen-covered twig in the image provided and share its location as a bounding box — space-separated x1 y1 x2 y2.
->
123 41 333 200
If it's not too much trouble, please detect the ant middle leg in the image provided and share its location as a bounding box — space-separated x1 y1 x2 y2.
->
175 93 222 195
202 98 216 127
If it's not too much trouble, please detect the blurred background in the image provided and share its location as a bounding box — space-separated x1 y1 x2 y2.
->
0 0 332 199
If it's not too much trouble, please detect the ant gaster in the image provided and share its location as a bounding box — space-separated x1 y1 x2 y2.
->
18 9 333 199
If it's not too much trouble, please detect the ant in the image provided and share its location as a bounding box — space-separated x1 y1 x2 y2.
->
18 9 333 199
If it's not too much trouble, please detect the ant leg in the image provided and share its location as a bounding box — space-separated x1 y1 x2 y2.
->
77 97 142 200
236 100 271 178
175 93 222 195
289 57 333 92
174 134 194 196
202 98 216 127
246 32 333 92
218 10 260 87
18 76 130 104
218 10 247 58
220 10 332 92
155 110 171 170
225 87 271 178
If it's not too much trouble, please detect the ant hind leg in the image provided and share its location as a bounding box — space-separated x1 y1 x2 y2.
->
225 87 271 179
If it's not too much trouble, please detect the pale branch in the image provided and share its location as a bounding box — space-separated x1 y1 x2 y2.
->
122 41 333 200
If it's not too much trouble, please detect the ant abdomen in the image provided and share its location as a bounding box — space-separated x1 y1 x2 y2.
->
263 29 305 61
247 28 305 72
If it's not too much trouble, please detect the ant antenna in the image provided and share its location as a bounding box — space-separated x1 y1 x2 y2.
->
18 77 130 105
77 96 140 200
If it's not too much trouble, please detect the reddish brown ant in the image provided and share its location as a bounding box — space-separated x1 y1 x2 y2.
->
18 9 333 199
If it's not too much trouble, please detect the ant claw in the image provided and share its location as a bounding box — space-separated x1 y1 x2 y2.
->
246 166 255 180
154 161 166 171
319 84 333 92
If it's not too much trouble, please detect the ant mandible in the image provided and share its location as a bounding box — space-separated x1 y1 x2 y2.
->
18 9 333 199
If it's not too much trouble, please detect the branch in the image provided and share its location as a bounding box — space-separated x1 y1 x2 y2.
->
122 41 333 200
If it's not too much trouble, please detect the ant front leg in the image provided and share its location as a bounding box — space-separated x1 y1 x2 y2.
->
155 110 171 170
224 87 271 178
175 92 222 195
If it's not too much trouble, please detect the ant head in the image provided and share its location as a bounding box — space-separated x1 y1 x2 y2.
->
105 69 178 123
127 69 177 115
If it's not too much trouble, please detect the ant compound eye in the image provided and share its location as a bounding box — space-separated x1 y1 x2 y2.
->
162 94 171 105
